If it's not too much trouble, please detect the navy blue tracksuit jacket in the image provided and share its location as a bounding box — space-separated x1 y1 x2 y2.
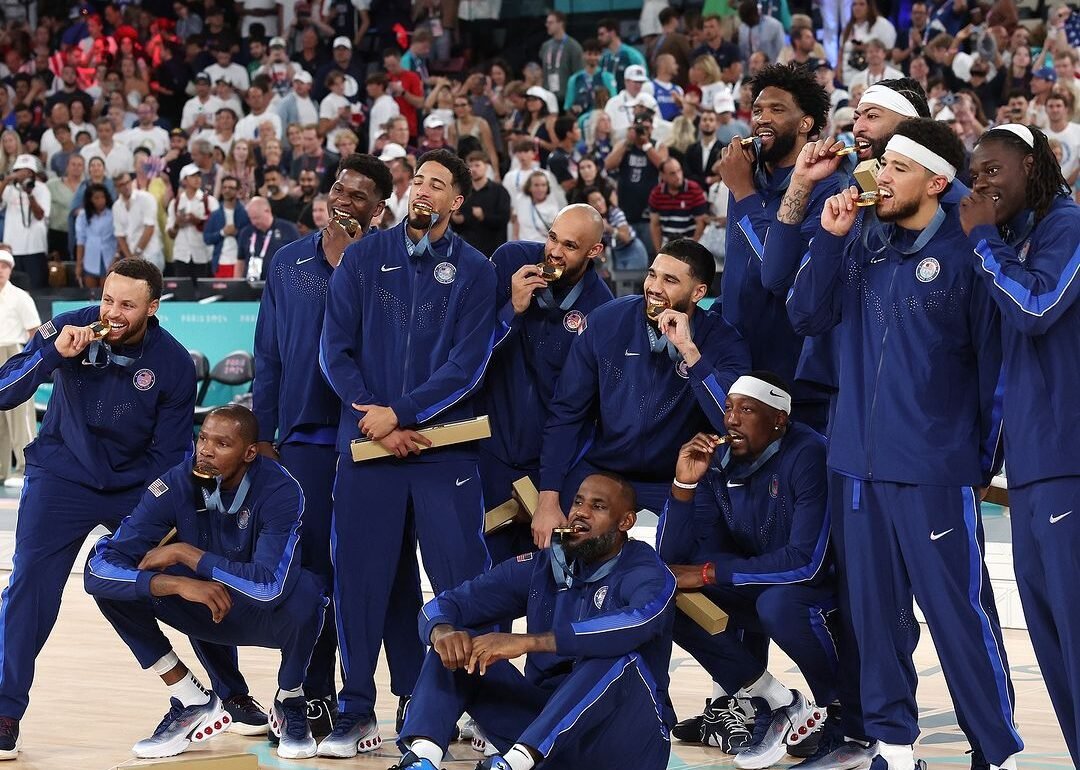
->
539 295 750 492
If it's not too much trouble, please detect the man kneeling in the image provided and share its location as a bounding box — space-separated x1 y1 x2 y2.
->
84 405 327 760
391 473 676 770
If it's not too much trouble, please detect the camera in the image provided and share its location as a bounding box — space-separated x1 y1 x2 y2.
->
20 178 34 192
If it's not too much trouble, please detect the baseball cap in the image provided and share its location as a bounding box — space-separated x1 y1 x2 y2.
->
179 163 201 181
293 70 313 84
524 85 559 114
269 36 286 49
333 36 352 50
170 127 189 139
0 250 13 267
11 154 38 173
379 142 407 162
423 114 446 129
815 60 835 71
713 89 736 114
624 64 648 83
194 71 211 84
1033 66 1058 82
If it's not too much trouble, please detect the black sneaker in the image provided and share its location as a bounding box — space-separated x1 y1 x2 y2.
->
307 696 338 740
703 695 754 753
396 694 411 735
223 694 269 736
0 717 20 760
968 748 990 770
672 697 711 742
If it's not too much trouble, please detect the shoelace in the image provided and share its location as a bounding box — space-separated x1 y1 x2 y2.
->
718 701 751 737
151 700 186 738
280 699 310 741
330 709 366 737
226 694 263 713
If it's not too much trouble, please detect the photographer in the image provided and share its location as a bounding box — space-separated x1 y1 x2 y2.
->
604 109 667 257
0 155 50 290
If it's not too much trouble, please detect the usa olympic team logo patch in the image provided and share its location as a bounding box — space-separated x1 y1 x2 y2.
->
915 257 941 283
133 368 156 391
675 359 690 379
563 310 585 333
1018 241 1031 263
594 585 608 609
433 261 457 284
236 508 251 530
769 475 779 498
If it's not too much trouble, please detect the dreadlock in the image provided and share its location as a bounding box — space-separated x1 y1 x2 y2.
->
749 63 830 135
876 77 932 118
980 126 1068 223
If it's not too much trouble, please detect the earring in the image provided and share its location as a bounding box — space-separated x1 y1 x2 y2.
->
774 426 780 431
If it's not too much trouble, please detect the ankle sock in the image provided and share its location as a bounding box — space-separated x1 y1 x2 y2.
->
743 671 791 710
408 738 443 766
167 670 210 707
877 742 915 769
503 744 537 770
277 686 303 701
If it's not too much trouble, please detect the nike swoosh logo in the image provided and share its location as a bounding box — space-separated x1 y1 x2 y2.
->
930 529 953 541
455 477 471 487
624 350 641 356
726 481 745 487
1050 510 1073 524
81 359 95 365
870 256 886 264
296 256 315 265
381 264 403 272
769 389 783 397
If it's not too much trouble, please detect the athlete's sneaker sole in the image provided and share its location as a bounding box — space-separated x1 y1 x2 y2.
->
735 695 821 770
268 703 318 759
316 724 382 757
133 701 231 759
227 720 269 736
0 738 19 760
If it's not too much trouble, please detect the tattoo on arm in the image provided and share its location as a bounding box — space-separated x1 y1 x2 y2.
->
778 188 809 225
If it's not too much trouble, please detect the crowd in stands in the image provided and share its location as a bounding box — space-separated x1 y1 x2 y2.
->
0 0 1076 291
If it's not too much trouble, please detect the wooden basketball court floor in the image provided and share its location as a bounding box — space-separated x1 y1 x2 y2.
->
4 572 1071 770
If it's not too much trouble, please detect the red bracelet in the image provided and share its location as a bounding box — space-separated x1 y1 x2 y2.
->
702 562 715 586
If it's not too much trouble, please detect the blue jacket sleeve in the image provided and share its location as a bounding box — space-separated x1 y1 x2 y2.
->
84 477 184 602
194 467 304 607
759 172 845 295
418 555 535 643
655 494 698 564
252 268 282 443
388 260 497 427
319 243 377 413
491 244 523 349
203 208 225 247
539 326 599 492
968 274 1006 484
786 228 849 337
727 192 770 264
713 444 832 586
553 557 675 658
688 316 751 433
0 322 65 410
146 352 197 477
968 216 1080 336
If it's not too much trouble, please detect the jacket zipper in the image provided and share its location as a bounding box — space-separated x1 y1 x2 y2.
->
401 260 422 397
865 260 899 480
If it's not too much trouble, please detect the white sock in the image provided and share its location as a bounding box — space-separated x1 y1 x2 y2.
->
503 744 536 770
277 686 303 701
877 742 915 769
743 671 791 710
992 755 1019 770
166 669 211 707
408 738 443 766
150 651 179 676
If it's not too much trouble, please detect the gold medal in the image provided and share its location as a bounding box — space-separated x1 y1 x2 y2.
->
739 136 756 147
413 201 434 216
538 261 564 282
332 208 360 237
855 191 881 207
89 320 111 339
645 296 669 321
833 145 858 156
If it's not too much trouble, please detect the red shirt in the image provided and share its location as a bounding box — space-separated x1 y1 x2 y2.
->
388 69 423 138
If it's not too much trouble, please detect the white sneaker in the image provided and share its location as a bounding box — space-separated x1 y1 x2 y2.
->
132 694 230 759
316 711 382 758
735 691 822 770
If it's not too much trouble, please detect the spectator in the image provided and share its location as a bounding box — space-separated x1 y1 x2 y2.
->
400 28 433 82
452 151 512 258
383 47 425 139
181 71 223 133
448 95 501 179
119 102 171 156
188 139 221 196
523 86 559 163
162 128 193 193
598 17 648 91
255 36 298 97
39 103 71 168
606 66 661 142
277 70 319 130
0 131 23 179
81 116 136 178
318 71 355 154
0 247 39 482
381 155 412 229
46 125 77 179
893 0 931 66
174 1 204 40
512 170 561 243
46 154 84 259
650 54 685 122
781 22 826 69
205 43 251 92
839 0 896 87
0 155 50 289
383 116 418 159
1044 89 1080 190
1053 50 1080 120
203 174 251 277
74 183 117 288
219 138 258 201
565 38 618 118
295 168 320 211
112 170 165 273
648 157 707 249
366 73 401 154
605 111 666 255
649 7 693 88
166 164 218 278
237 196 299 280
848 38 903 89
541 12 585 105
1027 67 1058 128
568 155 614 205
236 77 284 142
261 167 302 223
547 117 580 195
503 138 566 209
737 0 785 66
291 124 341 190
690 14 741 74
683 106 725 191
292 25 328 77
585 185 647 270
688 55 729 119
314 37 364 102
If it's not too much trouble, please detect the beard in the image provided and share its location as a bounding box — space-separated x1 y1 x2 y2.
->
862 135 889 161
408 210 437 230
563 529 620 564
758 129 798 165
875 194 921 223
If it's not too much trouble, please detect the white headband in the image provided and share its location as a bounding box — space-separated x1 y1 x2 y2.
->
885 134 957 182
860 85 920 118
991 123 1035 147
728 376 792 415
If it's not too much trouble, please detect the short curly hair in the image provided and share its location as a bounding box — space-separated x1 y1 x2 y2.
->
891 118 967 180
749 63 830 135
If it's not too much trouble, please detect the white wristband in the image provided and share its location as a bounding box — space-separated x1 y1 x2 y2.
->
672 478 698 490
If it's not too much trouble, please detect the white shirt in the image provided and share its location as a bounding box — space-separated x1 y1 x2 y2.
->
193 129 236 157
1 183 50 255
319 93 353 152
219 205 239 265
385 187 409 228
168 189 219 265
604 90 660 142
841 18 898 86
1046 122 1080 182
39 128 62 165
181 95 224 131
205 62 250 92
0 280 40 346
848 64 904 90
368 94 401 153
81 141 135 177
502 165 567 210
113 190 164 268
235 109 283 142
119 125 171 157
69 120 96 142
513 196 561 243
